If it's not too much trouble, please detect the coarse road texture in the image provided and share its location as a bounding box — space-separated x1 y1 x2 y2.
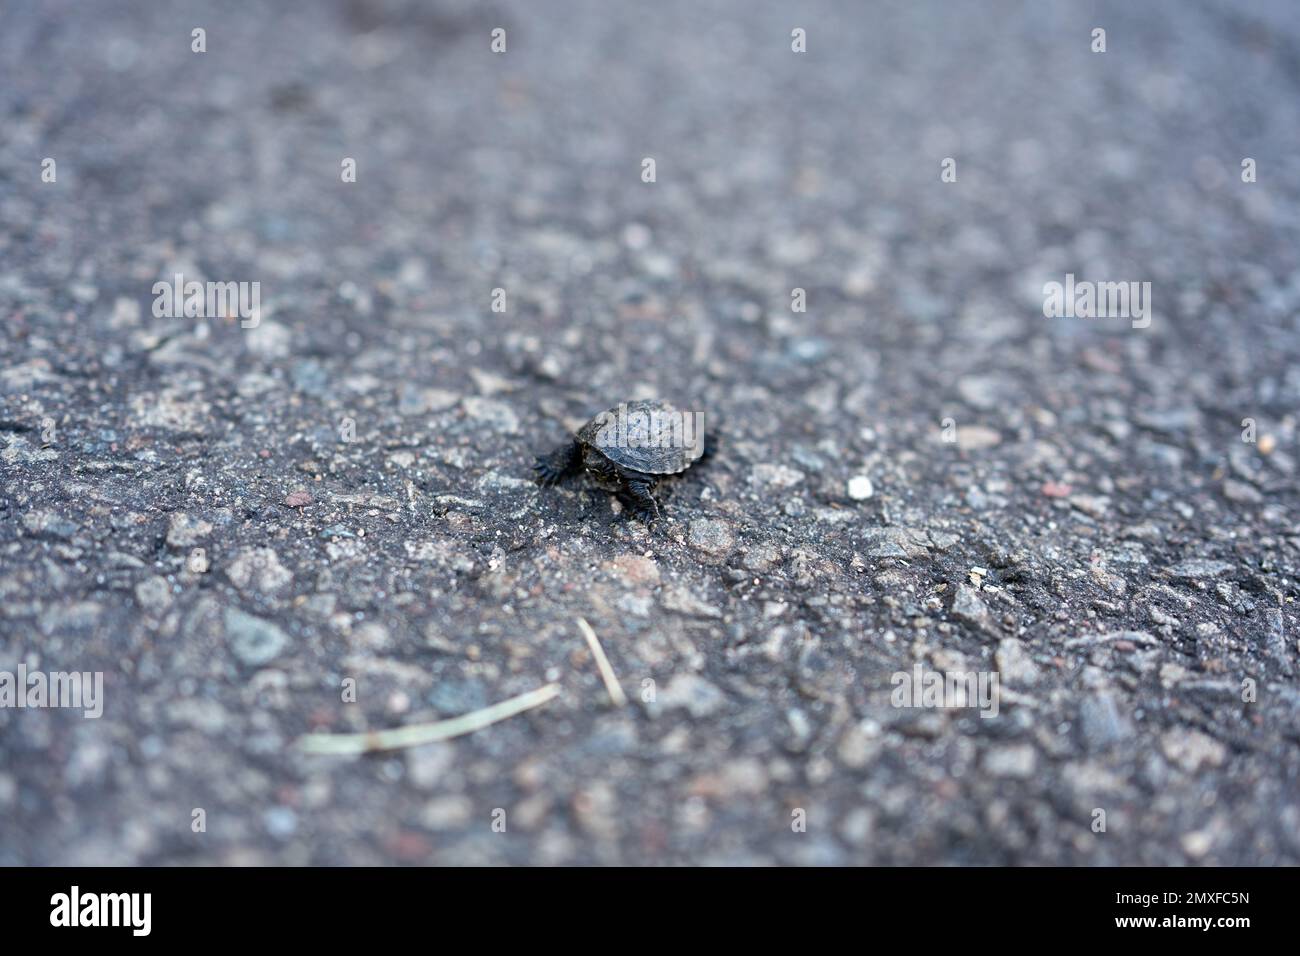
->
2 0 1299 865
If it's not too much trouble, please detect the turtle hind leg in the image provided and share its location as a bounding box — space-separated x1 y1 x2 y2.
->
533 440 581 486
619 476 661 522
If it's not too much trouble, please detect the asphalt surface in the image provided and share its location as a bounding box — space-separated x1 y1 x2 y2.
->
2 0 1299 865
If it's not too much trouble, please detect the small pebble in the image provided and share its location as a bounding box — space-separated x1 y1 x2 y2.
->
847 475 874 500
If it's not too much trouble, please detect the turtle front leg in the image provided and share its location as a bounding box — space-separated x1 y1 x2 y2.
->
619 476 661 522
533 440 582 486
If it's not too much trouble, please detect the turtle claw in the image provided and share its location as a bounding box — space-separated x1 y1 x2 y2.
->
533 441 581 487
532 456 563 486
616 500 659 525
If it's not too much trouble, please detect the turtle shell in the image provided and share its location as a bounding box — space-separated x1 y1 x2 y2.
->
575 400 704 475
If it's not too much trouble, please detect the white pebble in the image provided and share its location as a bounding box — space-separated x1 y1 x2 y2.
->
847 475 874 500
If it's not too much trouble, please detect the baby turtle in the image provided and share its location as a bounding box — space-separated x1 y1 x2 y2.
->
533 400 707 520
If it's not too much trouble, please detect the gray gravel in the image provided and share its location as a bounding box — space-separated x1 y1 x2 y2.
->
2 0 1300 865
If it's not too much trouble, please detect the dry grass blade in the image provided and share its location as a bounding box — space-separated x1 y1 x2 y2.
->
577 616 628 707
297 683 561 755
